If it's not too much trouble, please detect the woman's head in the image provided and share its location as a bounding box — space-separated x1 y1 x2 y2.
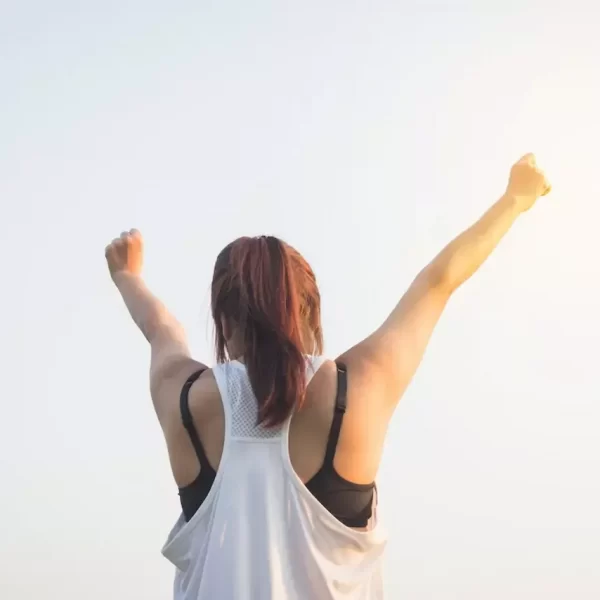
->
211 236 323 427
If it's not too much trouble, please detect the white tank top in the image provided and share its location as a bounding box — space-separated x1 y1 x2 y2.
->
161 357 388 599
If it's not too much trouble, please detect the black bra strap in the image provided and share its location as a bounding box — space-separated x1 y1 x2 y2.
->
180 369 211 470
323 362 348 465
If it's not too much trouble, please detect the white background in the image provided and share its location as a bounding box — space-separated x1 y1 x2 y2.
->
1 2 599 598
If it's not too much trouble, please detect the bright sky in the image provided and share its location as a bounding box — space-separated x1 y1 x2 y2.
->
1 2 599 598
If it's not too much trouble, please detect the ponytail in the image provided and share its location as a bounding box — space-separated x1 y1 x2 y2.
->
211 236 323 427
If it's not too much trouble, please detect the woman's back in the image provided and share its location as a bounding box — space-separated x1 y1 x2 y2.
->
171 358 384 500
162 357 387 600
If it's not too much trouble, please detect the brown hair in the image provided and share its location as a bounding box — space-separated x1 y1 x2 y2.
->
211 236 323 427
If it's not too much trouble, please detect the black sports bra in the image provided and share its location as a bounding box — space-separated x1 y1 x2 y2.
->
178 362 375 528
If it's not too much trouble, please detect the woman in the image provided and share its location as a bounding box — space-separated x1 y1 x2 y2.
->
105 154 551 599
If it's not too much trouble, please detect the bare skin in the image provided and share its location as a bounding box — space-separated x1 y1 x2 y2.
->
106 154 551 504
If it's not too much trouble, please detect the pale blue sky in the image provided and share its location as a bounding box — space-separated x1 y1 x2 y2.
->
1 2 599 598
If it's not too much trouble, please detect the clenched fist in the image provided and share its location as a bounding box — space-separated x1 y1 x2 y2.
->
105 229 144 281
507 153 552 212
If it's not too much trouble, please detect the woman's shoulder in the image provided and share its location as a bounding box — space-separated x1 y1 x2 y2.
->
303 358 338 414
186 366 222 420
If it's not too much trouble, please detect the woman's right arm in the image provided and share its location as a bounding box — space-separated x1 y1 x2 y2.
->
338 154 552 412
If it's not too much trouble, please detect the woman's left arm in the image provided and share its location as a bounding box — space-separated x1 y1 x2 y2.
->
105 230 207 425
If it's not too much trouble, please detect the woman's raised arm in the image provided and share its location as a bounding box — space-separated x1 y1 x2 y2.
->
338 154 552 411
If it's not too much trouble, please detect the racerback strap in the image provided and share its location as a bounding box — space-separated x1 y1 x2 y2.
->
180 369 212 472
323 362 348 465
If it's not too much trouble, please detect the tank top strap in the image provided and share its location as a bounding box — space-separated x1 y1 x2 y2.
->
305 355 328 384
210 361 234 432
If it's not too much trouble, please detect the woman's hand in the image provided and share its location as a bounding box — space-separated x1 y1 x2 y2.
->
105 229 144 283
506 153 552 212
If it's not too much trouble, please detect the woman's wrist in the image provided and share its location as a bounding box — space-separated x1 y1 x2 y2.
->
499 192 525 216
112 270 143 289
